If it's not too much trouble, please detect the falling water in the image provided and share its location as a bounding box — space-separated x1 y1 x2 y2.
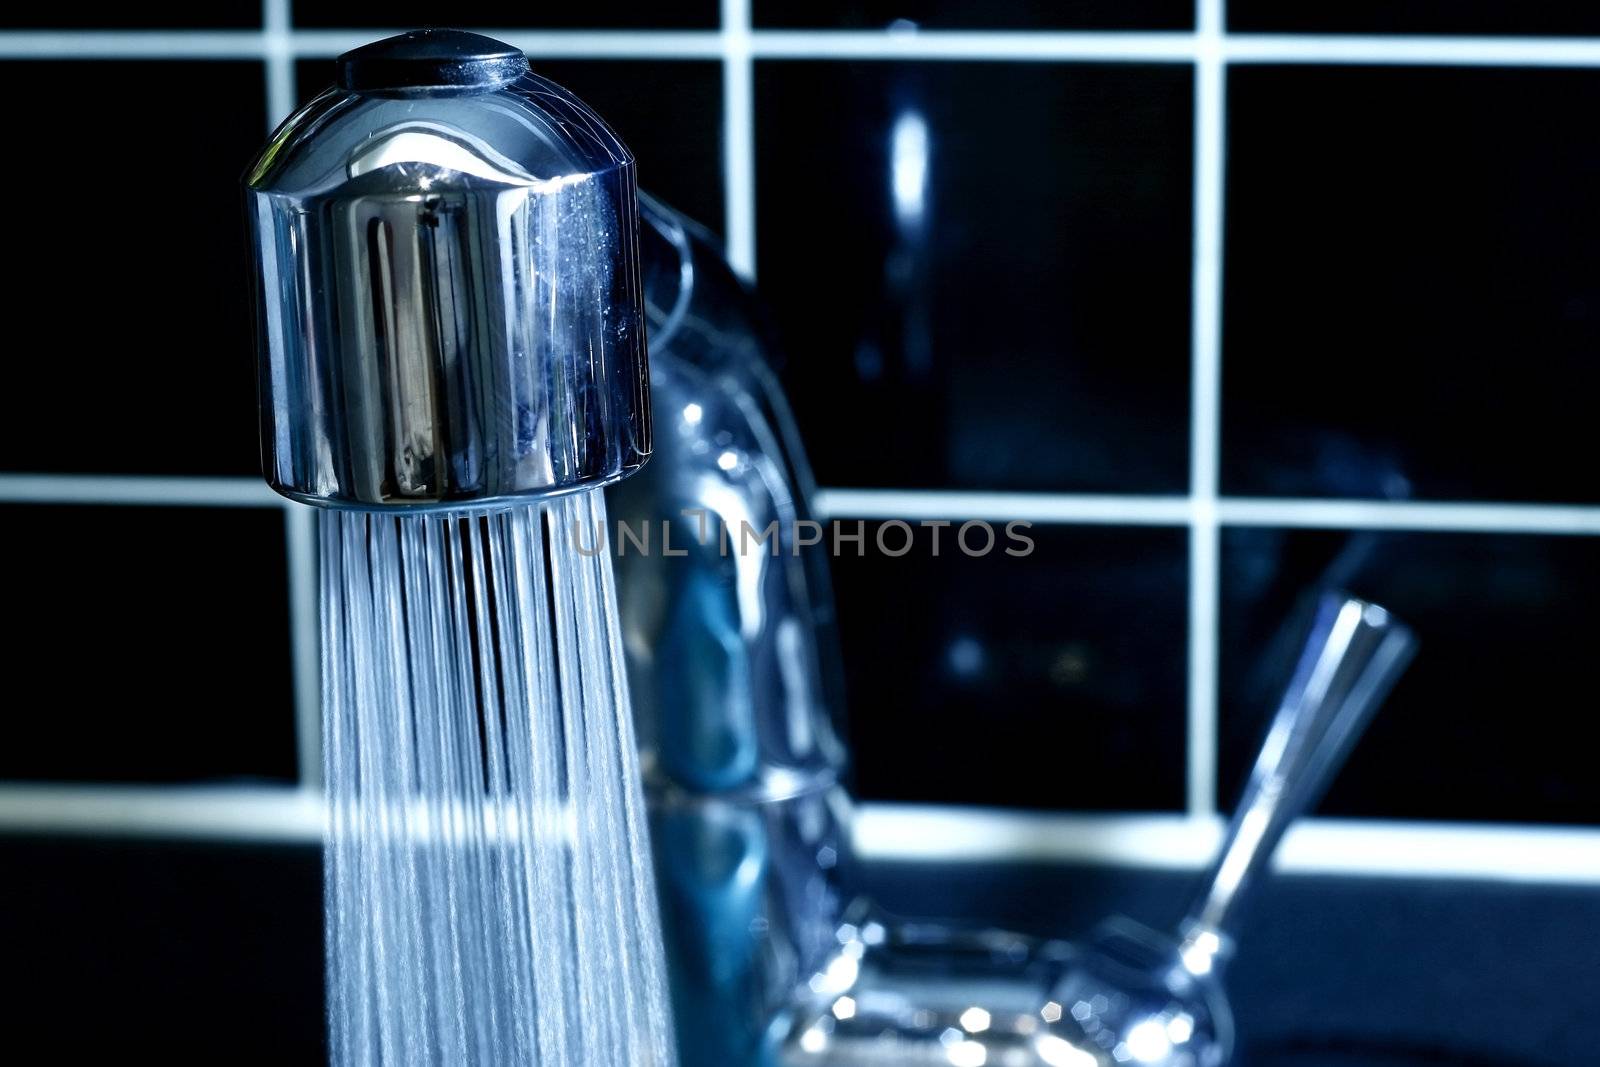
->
320 490 675 1066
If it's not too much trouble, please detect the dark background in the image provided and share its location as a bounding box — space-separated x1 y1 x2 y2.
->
4 7 1596 819
2 2 1598 1061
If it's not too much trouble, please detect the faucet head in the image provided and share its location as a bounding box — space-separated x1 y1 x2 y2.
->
245 30 651 510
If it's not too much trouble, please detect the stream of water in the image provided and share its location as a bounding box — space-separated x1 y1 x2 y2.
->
321 490 674 1065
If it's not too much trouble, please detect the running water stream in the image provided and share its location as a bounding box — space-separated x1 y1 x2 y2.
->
320 490 675 1066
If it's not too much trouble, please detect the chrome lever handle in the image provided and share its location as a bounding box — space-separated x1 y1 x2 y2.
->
1180 592 1417 971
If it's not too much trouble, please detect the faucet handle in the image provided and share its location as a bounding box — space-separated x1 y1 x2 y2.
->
1181 592 1417 965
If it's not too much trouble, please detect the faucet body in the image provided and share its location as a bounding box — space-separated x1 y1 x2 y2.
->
614 200 1412 1067
247 30 649 511
613 200 856 1065
249 32 674 1066
616 200 1147 1067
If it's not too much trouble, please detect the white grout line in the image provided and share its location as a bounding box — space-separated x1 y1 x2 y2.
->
721 0 758 280
1186 0 1226 820
292 28 725 59
262 0 295 127
0 474 282 507
854 805 1600 884
0 28 729 61
5 785 1599 884
814 488 1194 524
6 477 1598 536
1218 497 1600 535
1187 515 1220 816
0 31 267 58
11 29 1600 66
0 784 324 843
814 488 1600 535
1224 33 1600 67
750 30 1199 62
259 0 321 794
284 507 322 789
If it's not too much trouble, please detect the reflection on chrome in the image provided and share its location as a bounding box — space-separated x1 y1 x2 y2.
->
1020 594 1413 1067
810 950 863 997
347 127 528 185
1177 928 1223 978
249 64 647 509
959 1007 992 1034
612 198 852 1067
616 190 1418 1067
1126 1018 1174 1062
1036 1034 1099 1067
775 594 1413 1066
892 110 930 231
946 635 987 679
944 1037 986 1066
776 904 1082 1065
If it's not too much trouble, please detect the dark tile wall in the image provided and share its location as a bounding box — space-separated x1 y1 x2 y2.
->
1 8 1596 827
0 61 266 477
1224 65 1600 503
0 505 296 784
1219 528 1600 824
833 523 1187 810
0 58 291 792
755 60 1194 495
526 61 726 235
0 838 324 1058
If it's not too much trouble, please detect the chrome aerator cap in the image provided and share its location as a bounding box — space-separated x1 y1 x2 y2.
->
246 29 650 509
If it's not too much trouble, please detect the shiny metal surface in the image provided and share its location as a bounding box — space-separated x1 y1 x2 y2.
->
1181 595 1418 964
776 593 1415 1067
617 198 849 800
247 33 649 509
622 200 1111 1067
616 200 1416 1067
615 200 854 1067
652 789 854 1067
777 903 1082 1067
1027 594 1415 1067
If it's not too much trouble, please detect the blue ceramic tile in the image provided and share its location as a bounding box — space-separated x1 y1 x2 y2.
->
1225 66 1600 502
756 61 1194 493
0 506 296 784
0 61 266 476
831 521 1188 810
1220 526 1600 824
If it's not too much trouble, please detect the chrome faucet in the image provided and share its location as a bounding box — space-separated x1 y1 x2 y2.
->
615 200 1102 1065
611 199 856 1065
616 201 1418 1067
